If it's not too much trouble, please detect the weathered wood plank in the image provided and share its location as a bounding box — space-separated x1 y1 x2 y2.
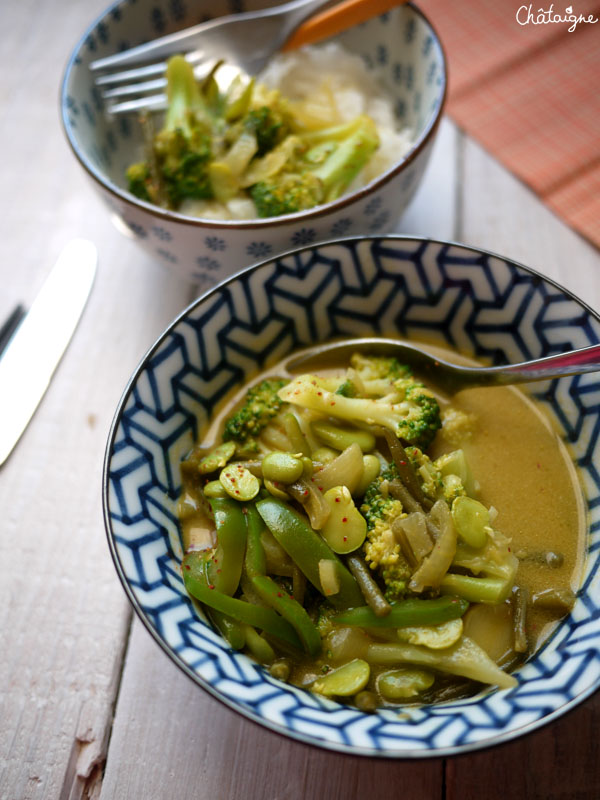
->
100 620 444 800
0 2 194 798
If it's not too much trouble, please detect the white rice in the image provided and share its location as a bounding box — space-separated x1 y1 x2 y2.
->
258 43 413 188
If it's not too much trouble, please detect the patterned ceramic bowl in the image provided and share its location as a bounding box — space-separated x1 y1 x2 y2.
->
61 1 446 284
103 236 600 757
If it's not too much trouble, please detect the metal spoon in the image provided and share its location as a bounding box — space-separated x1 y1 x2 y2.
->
284 337 600 394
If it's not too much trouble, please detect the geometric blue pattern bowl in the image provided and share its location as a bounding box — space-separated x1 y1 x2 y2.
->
103 236 600 757
61 1 446 283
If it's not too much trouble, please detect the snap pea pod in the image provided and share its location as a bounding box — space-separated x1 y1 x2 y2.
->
256 498 364 610
244 504 267 578
182 551 303 650
251 575 322 656
207 497 247 595
333 596 469 628
206 608 246 650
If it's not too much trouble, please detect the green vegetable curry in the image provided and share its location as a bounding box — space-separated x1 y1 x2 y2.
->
177 346 585 708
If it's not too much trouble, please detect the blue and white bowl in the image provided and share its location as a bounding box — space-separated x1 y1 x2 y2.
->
103 236 600 757
61 1 446 284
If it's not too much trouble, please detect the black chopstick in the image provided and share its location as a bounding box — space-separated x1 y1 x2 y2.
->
0 304 26 356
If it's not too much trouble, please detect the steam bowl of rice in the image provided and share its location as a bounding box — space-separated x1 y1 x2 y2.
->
61 0 446 284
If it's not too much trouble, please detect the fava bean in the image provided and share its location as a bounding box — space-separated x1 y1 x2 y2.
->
377 668 434 700
262 452 304 484
203 480 227 499
451 496 489 549
220 463 260 501
198 441 236 474
320 486 367 554
311 659 370 697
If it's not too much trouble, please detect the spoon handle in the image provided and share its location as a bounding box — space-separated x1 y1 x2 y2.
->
483 343 600 385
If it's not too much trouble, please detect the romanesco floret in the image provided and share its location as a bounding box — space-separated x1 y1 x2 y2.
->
440 407 477 447
222 378 289 457
361 463 411 601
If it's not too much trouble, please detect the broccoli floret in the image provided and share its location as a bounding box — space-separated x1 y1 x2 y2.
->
126 55 213 209
278 371 441 450
222 378 289 457
349 354 411 396
250 172 322 217
250 115 380 217
244 106 288 156
360 463 410 601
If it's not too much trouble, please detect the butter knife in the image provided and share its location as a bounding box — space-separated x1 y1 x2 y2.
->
0 238 97 466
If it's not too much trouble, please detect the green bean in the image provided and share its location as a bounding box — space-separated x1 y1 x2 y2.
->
333 596 469 628
440 573 511 604
182 551 302 649
311 420 376 453
345 554 391 617
256 497 364 610
251 575 322 656
206 497 247 595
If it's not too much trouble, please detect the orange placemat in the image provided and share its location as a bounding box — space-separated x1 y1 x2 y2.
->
418 0 600 249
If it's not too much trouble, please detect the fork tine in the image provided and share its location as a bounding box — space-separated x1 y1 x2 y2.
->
95 62 168 87
106 95 167 116
102 77 167 100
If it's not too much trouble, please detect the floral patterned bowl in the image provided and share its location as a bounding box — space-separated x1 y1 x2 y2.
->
61 1 446 285
103 236 600 758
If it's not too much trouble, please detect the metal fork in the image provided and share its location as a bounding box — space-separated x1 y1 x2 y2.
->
90 0 405 115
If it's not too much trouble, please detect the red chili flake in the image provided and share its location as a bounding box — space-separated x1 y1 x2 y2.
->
235 490 240 494
343 536 348 542
330 401 336 406
400 461 406 466
208 584 215 590
335 497 341 503
277 592 283 598
184 565 191 571
303 489 309 496
213 557 218 563
317 391 323 396
342 517 348 523
318 486 323 492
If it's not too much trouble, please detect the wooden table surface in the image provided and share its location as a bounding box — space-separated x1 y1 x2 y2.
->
1 1 600 798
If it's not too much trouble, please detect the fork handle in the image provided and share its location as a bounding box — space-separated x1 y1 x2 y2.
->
283 0 410 51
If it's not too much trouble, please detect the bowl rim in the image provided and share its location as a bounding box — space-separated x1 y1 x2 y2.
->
102 234 600 759
60 1 448 230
